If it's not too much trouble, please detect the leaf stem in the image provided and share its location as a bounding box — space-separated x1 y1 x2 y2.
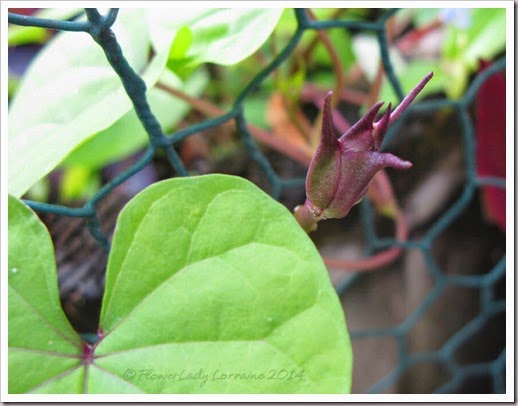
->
156 82 314 166
305 9 346 109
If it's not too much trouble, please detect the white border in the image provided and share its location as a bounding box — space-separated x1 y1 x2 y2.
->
1 1 514 402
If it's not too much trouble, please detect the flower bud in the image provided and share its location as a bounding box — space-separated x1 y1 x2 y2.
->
295 72 433 232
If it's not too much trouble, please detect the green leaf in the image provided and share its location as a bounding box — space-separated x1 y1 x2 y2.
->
8 24 48 47
9 175 352 394
97 174 352 393
8 9 170 197
61 68 209 170
60 165 100 201
147 9 283 73
8 195 83 394
168 25 193 60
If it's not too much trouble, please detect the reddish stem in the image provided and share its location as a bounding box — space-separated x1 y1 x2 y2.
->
305 9 345 108
156 82 314 166
367 64 385 108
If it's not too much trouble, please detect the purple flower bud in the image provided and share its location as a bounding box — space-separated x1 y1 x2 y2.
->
295 72 433 232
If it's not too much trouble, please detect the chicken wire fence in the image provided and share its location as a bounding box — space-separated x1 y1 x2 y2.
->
8 8 506 394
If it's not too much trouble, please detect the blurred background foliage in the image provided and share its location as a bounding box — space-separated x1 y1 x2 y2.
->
8 7 505 203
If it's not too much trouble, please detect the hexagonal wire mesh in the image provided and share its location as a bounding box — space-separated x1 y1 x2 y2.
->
8 7 506 394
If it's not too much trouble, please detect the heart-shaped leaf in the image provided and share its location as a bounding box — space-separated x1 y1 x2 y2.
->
8 175 352 394
8 195 83 394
